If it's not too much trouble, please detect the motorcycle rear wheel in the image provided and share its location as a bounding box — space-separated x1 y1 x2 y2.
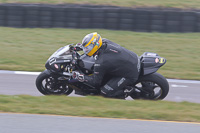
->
36 71 73 95
130 72 169 100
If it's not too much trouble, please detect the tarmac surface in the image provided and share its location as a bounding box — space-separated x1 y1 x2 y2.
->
0 71 200 133
0 71 200 103
0 113 200 133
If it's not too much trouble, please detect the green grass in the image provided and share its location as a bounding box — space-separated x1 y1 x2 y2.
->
0 27 200 80
0 95 200 122
0 0 200 9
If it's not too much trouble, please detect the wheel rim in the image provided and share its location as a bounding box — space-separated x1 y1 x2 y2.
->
41 76 70 94
134 81 163 100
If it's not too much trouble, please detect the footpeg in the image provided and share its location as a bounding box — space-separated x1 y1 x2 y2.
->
124 86 136 96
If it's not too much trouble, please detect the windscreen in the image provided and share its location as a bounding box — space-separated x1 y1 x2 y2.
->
49 45 72 60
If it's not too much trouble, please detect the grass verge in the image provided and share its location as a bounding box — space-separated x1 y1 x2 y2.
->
0 27 200 80
0 95 200 123
0 0 200 9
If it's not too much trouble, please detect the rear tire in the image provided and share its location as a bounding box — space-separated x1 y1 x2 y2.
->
36 70 73 95
130 72 169 100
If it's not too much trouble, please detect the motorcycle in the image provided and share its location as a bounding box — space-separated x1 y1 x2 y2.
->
36 44 169 100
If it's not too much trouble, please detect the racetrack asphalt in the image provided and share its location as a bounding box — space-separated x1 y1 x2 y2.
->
0 113 200 133
0 70 200 133
0 70 200 103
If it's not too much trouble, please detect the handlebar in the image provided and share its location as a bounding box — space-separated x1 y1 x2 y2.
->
69 43 83 52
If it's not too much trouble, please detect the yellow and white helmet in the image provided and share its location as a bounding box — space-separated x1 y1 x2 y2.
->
81 32 102 56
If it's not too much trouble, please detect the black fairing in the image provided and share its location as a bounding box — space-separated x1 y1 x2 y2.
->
140 52 166 75
77 54 95 75
45 58 71 73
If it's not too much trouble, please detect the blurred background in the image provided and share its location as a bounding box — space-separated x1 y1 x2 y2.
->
0 0 200 80
0 0 200 127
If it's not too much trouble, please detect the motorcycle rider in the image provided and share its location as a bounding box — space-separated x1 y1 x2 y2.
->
72 32 140 99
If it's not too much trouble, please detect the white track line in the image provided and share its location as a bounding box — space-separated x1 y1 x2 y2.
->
14 71 41 75
0 70 40 75
0 70 200 84
167 79 200 84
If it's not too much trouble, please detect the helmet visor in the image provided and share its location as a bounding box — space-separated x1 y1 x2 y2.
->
82 43 94 55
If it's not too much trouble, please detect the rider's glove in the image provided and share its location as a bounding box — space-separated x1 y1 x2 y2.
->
74 43 83 51
72 71 85 82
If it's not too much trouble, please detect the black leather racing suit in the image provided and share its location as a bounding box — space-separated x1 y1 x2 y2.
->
84 39 140 98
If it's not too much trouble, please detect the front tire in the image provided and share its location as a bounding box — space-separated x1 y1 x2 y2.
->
130 72 169 100
36 70 73 95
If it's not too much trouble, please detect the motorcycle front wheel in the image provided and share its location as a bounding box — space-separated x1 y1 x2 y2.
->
35 70 73 95
130 72 169 100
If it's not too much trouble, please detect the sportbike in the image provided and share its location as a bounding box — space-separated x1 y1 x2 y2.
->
36 44 169 100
